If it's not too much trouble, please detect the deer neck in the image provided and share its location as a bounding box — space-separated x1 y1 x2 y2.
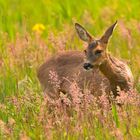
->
99 53 122 83
99 53 134 96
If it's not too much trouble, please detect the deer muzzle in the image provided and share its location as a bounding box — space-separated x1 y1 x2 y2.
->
83 63 93 70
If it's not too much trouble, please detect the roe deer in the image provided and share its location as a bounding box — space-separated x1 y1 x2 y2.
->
37 21 134 99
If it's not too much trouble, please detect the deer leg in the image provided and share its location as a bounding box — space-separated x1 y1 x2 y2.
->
110 84 119 98
110 84 124 108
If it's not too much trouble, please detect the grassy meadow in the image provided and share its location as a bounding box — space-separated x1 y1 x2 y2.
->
0 0 140 139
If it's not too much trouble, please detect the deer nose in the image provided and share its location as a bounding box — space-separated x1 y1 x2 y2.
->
83 63 93 70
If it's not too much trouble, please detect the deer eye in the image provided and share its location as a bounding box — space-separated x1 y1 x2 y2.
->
95 50 102 55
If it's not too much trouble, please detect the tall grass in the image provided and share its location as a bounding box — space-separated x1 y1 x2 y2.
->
0 0 140 139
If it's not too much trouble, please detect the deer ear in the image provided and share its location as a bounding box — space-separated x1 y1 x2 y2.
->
100 21 117 44
75 23 92 42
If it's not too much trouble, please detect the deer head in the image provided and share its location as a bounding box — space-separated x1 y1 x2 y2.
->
75 21 117 70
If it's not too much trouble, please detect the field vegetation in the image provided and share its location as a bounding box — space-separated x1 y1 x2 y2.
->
0 0 140 139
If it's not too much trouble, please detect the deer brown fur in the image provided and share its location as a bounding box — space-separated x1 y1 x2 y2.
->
37 21 134 99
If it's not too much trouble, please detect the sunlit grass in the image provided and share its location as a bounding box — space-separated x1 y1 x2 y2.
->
0 0 140 139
